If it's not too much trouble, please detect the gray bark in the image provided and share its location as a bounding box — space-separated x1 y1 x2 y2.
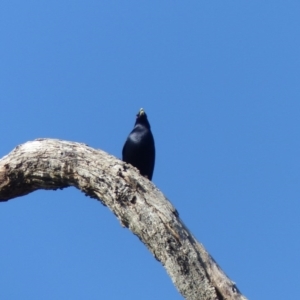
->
0 139 247 300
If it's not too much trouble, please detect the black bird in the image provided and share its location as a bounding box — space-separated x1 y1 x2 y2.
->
122 108 155 180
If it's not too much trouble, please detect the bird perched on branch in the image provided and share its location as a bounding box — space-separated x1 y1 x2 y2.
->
122 108 155 180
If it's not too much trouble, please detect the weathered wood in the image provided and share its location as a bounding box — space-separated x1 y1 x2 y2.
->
0 139 247 300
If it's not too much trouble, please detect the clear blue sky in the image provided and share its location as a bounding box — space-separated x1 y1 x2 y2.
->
1 1 299 299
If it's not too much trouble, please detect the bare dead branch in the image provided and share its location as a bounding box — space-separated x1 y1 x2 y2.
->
0 138 247 300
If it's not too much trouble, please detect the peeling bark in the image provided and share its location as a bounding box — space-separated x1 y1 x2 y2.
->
0 139 247 300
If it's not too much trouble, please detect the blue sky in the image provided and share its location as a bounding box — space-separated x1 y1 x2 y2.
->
1 1 300 299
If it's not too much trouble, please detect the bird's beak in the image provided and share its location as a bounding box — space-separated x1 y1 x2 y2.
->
138 108 145 116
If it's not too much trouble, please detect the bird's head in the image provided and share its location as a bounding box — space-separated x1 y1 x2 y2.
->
135 108 151 129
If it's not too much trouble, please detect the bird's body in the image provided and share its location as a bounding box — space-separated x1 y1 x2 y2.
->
122 108 155 180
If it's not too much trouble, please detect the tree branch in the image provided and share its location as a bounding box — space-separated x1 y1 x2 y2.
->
0 139 247 300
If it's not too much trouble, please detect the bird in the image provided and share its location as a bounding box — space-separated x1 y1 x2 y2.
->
122 108 155 180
